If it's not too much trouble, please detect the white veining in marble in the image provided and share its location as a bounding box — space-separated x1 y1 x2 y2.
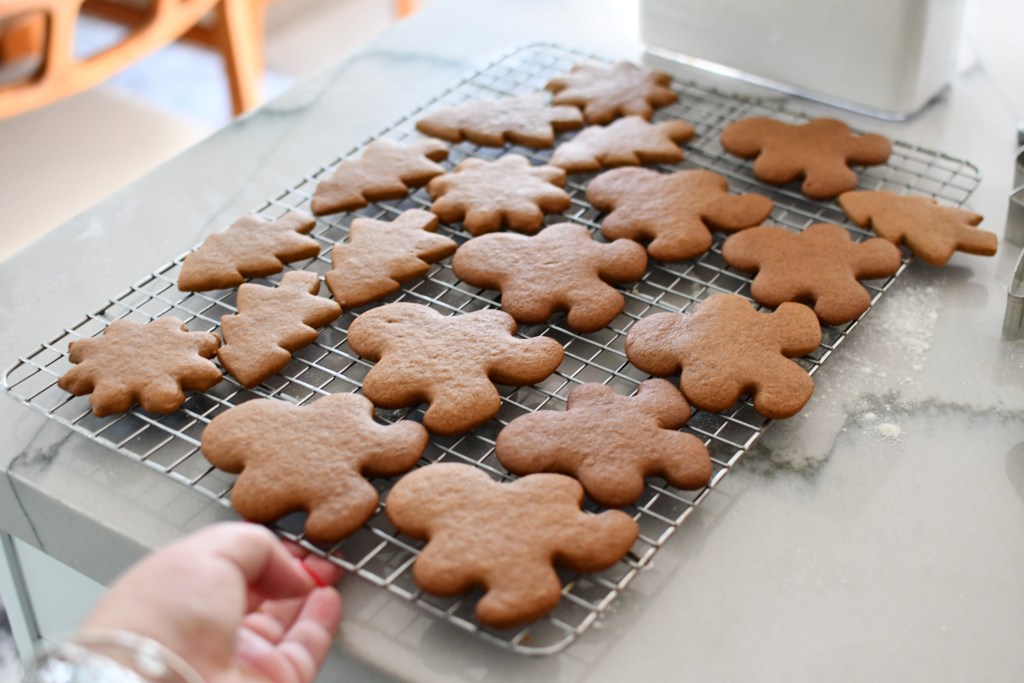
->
1 0 1022 681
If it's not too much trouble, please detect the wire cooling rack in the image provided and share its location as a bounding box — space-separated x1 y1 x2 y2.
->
2 43 980 655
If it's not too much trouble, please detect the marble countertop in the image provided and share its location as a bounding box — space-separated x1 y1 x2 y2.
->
2 0 1023 680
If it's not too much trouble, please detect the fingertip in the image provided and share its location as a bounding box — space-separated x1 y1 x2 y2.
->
297 559 327 588
301 553 344 587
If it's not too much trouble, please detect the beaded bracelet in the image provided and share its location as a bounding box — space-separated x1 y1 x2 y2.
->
23 630 204 683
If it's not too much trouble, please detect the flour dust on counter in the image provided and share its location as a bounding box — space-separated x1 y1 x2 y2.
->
744 276 945 475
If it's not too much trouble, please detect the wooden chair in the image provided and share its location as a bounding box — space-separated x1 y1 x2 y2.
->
0 0 270 120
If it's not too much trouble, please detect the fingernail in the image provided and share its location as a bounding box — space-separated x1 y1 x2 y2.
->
297 559 328 588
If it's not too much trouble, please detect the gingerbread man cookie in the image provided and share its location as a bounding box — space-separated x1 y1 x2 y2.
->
451 222 648 332
495 379 711 507
625 294 821 418
545 61 678 124
722 223 903 325
386 463 639 628
58 317 221 417
218 271 342 387
415 95 584 148
178 212 320 291
311 139 449 216
427 155 570 236
838 190 997 266
586 168 773 261
202 393 428 542
549 116 695 172
325 209 457 308
347 303 564 435
720 117 891 199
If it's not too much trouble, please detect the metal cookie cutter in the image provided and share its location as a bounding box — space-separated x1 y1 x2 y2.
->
1003 130 1024 339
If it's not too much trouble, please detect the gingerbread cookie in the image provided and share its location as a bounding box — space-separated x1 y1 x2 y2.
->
720 117 892 199
58 317 221 417
586 168 772 261
325 209 457 308
415 95 584 148
178 212 320 292
495 380 711 507
722 223 903 325
347 303 564 435
549 116 695 172
386 463 638 628
218 271 341 387
311 139 449 216
202 393 428 542
625 294 821 418
451 222 647 332
427 155 570 236
838 190 997 266
545 61 677 125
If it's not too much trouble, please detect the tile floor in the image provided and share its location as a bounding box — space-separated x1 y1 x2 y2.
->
0 0 418 259
83 0 414 128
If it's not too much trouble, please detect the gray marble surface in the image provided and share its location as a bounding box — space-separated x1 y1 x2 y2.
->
2 0 1023 681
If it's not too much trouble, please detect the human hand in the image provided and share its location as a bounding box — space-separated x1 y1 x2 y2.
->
80 522 343 683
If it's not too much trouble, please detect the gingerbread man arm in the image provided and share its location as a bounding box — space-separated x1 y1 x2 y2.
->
624 313 688 376
631 377 692 427
551 508 638 572
473 559 564 629
719 117 780 158
844 132 894 166
488 335 564 385
422 375 504 436
801 156 859 200
768 301 822 356
360 355 435 408
494 410 575 475
702 191 774 234
592 238 650 284
719 225 777 271
742 355 816 419
846 234 905 279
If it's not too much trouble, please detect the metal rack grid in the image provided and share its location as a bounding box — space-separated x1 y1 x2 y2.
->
2 42 981 655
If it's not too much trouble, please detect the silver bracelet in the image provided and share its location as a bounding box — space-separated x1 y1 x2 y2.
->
23 630 204 683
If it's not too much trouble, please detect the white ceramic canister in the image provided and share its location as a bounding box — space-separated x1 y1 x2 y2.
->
640 0 967 119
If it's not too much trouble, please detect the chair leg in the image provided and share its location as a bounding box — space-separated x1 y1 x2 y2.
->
0 13 46 65
395 0 420 19
212 0 264 116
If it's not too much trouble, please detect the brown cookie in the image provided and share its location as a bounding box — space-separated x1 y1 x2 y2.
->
545 61 678 125
451 222 648 332
495 379 711 507
720 117 892 199
310 139 449 216
415 95 584 148
178 212 320 292
347 303 564 435
385 462 638 628
625 293 821 418
427 155 570 236
722 223 903 325
324 209 457 308
838 190 997 266
549 116 695 172
202 393 428 542
586 167 773 261
218 271 342 388
58 317 221 417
